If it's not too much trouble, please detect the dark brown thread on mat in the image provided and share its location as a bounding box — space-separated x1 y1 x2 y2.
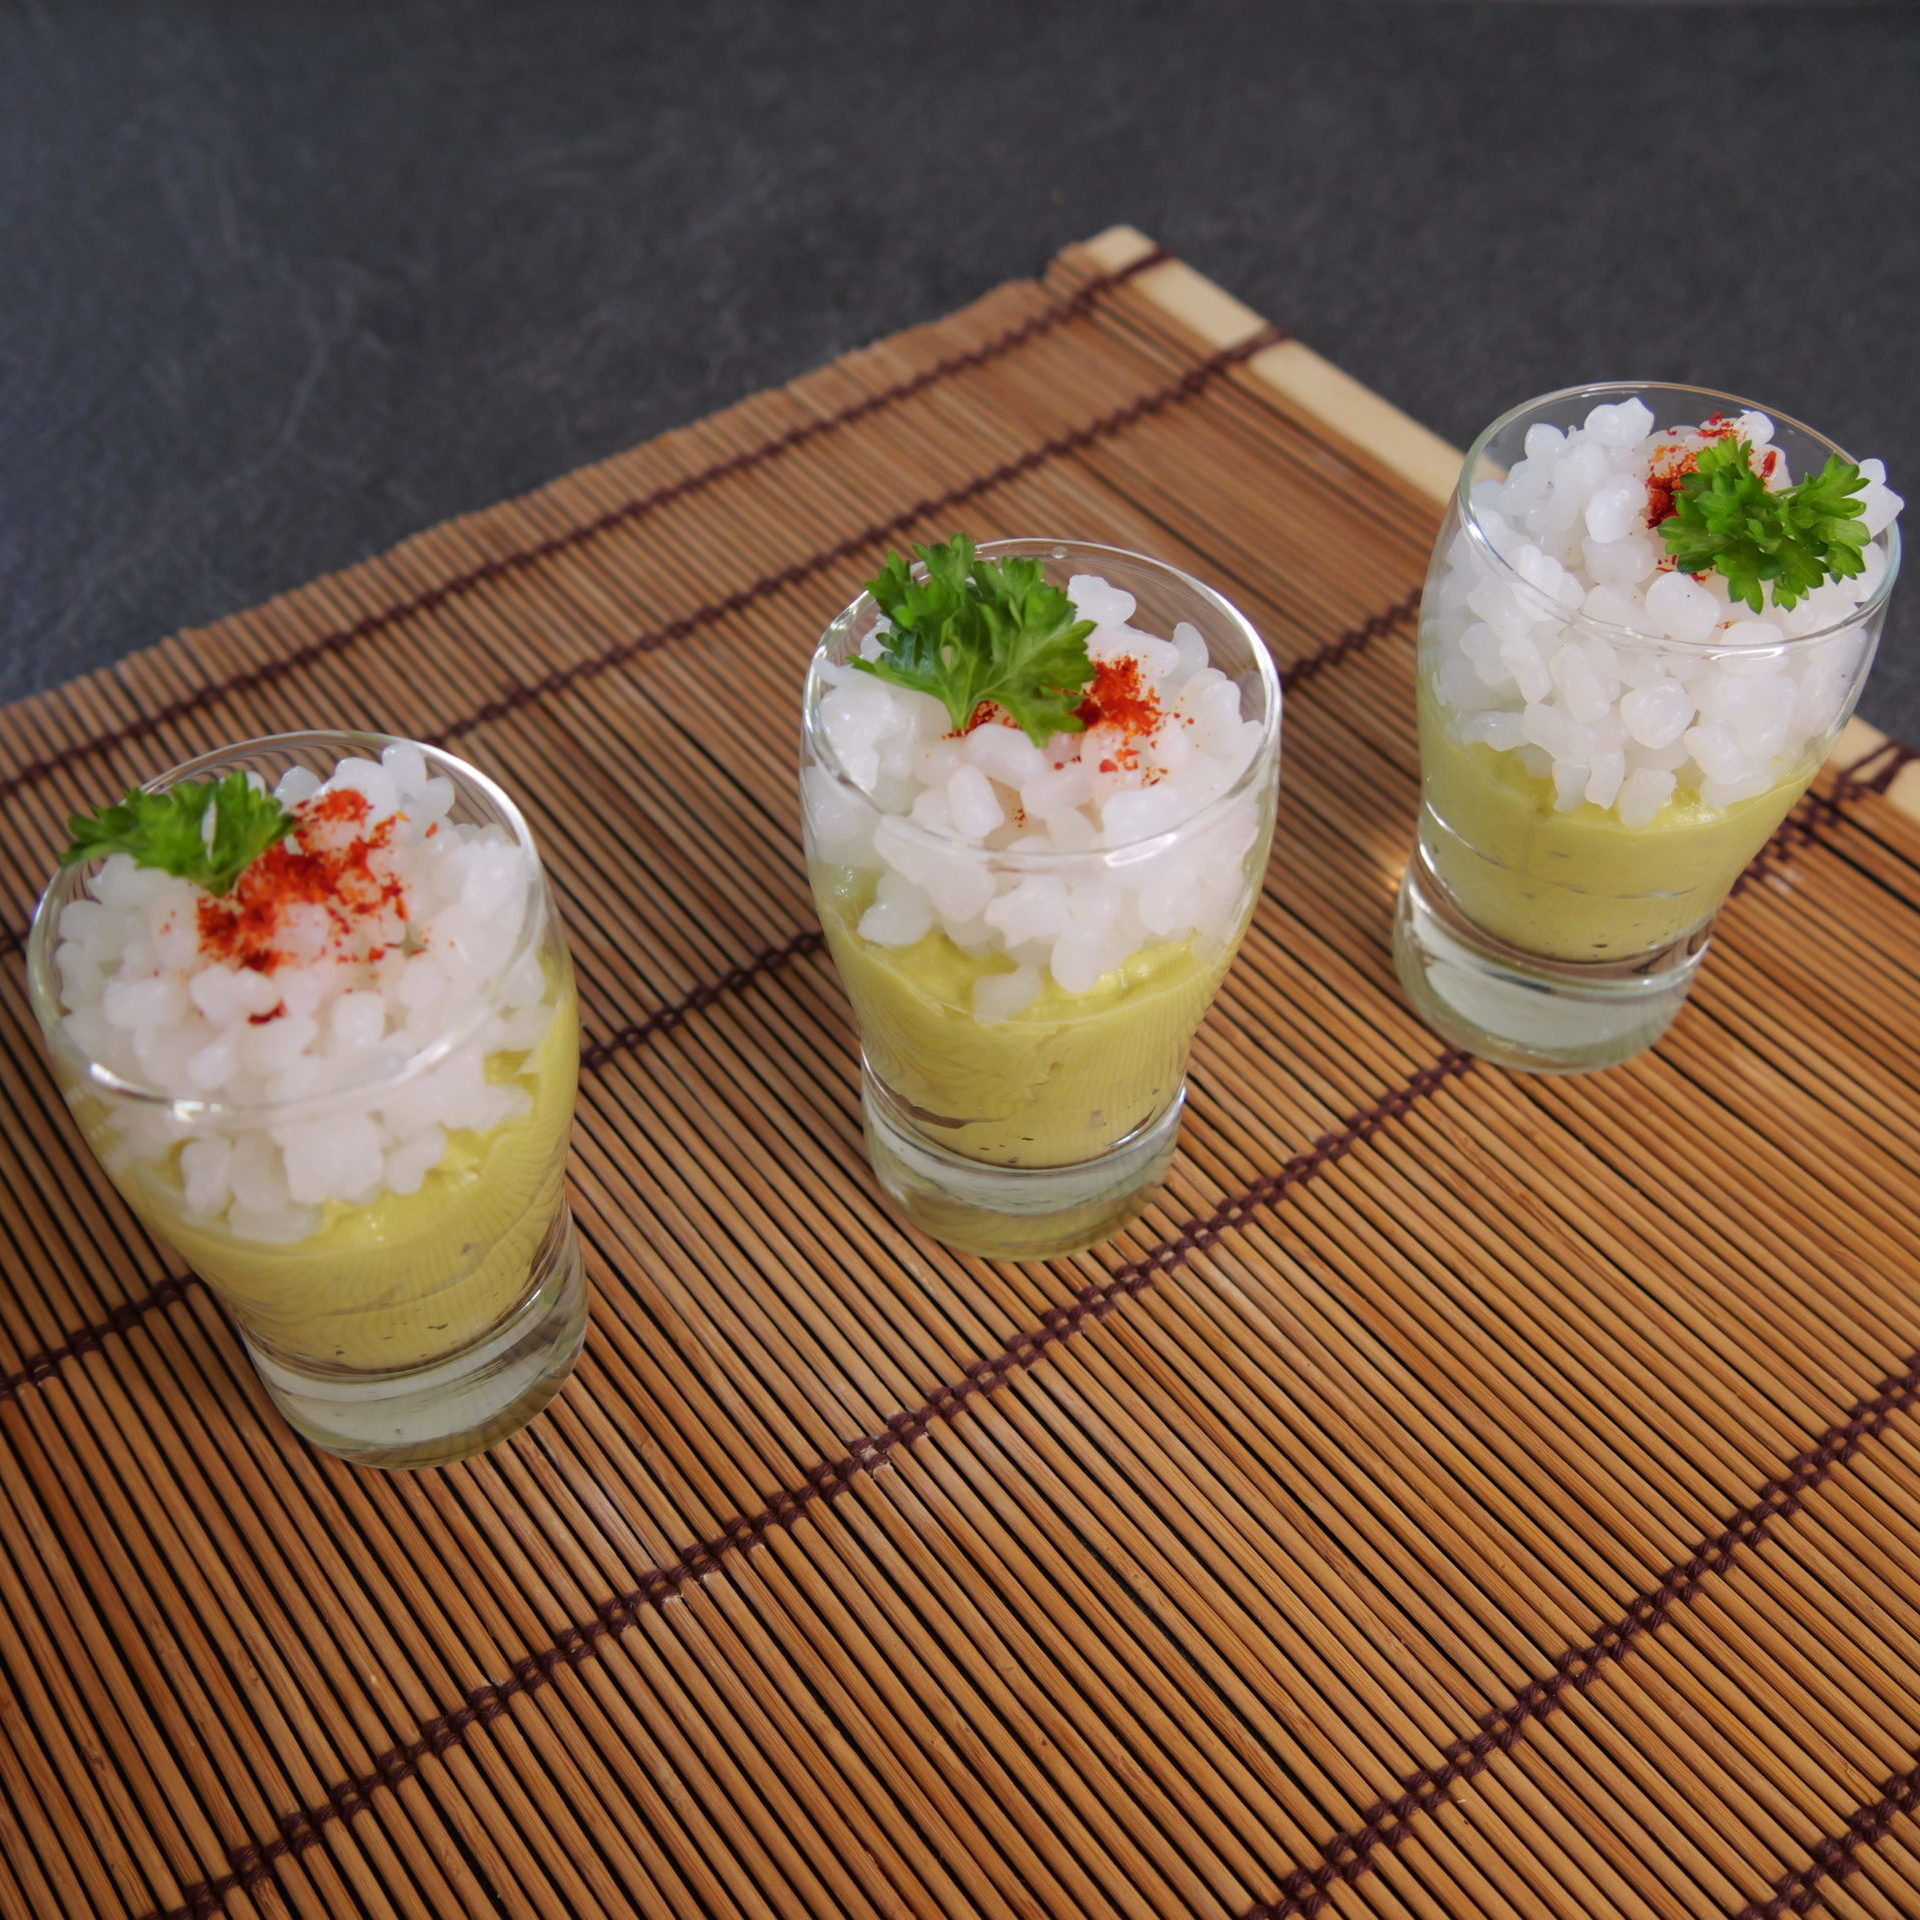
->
1733 1748 1920 1919
1275 584 1421 690
0 1275 196 1404
1735 735 1920 897
0 328 1290 968
577 928 825 1071
0 932 829 1407
1838 735 1920 797
0 251 1171 816
1237 1351 1920 1920
6 683 1906 1412
0 568 1407 1393
3 696 1902 1402
145 1049 1474 1920
412 328 1288 750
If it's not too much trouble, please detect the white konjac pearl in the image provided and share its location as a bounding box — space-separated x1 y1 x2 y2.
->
1645 570 1719 643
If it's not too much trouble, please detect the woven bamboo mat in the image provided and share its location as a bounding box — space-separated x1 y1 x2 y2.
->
3 228 1920 1920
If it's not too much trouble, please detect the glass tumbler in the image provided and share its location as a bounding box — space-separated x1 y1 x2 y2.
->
802 539 1282 1259
1394 382 1901 1073
27 731 586 1468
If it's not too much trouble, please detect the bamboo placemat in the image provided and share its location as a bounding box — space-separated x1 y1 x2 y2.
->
2 227 1919 1920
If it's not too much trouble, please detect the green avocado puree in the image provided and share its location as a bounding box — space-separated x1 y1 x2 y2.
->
1418 693 1810 962
106 978 579 1372
817 869 1237 1167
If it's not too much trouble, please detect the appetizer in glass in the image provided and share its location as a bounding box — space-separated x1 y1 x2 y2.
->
27 732 584 1467
803 537 1281 1257
1397 384 1902 1071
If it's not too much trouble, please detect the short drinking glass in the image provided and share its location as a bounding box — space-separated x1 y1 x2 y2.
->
1395 382 1901 1072
27 731 586 1468
802 539 1282 1258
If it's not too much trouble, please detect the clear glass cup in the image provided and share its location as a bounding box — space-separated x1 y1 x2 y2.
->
1394 382 1901 1073
802 539 1282 1259
26 730 586 1468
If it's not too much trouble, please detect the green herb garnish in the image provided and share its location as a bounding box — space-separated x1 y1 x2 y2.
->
1658 435 1871 613
61 772 296 896
853 533 1097 746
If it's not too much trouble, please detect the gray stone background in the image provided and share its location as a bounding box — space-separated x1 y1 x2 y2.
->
3 0 1915 736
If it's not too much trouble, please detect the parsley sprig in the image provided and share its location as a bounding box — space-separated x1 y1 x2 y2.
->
853 534 1097 746
61 772 296 896
1658 436 1871 613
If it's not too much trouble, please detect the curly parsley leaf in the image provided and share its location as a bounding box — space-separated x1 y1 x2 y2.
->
1658 436 1870 613
852 533 1097 746
61 772 296 896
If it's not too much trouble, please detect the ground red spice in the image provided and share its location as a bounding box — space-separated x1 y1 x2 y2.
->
949 657 1170 775
1645 422 1776 575
1074 657 1164 775
1645 442 1700 532
196 789 409 988
1076 657 1159 734
957 700 1016 736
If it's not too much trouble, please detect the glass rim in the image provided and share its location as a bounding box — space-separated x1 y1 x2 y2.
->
1456 379 1902 654
26 729 552 1120
801 537 1282 872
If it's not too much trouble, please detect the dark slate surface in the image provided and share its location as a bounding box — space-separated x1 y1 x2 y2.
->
4 0 1916 738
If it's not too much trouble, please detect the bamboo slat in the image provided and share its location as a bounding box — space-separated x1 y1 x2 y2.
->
1 230 1917 1920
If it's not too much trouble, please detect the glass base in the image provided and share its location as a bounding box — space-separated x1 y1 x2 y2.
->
862 1065 1183 1260
1392 852 1709 1074
244 1207 588 1469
